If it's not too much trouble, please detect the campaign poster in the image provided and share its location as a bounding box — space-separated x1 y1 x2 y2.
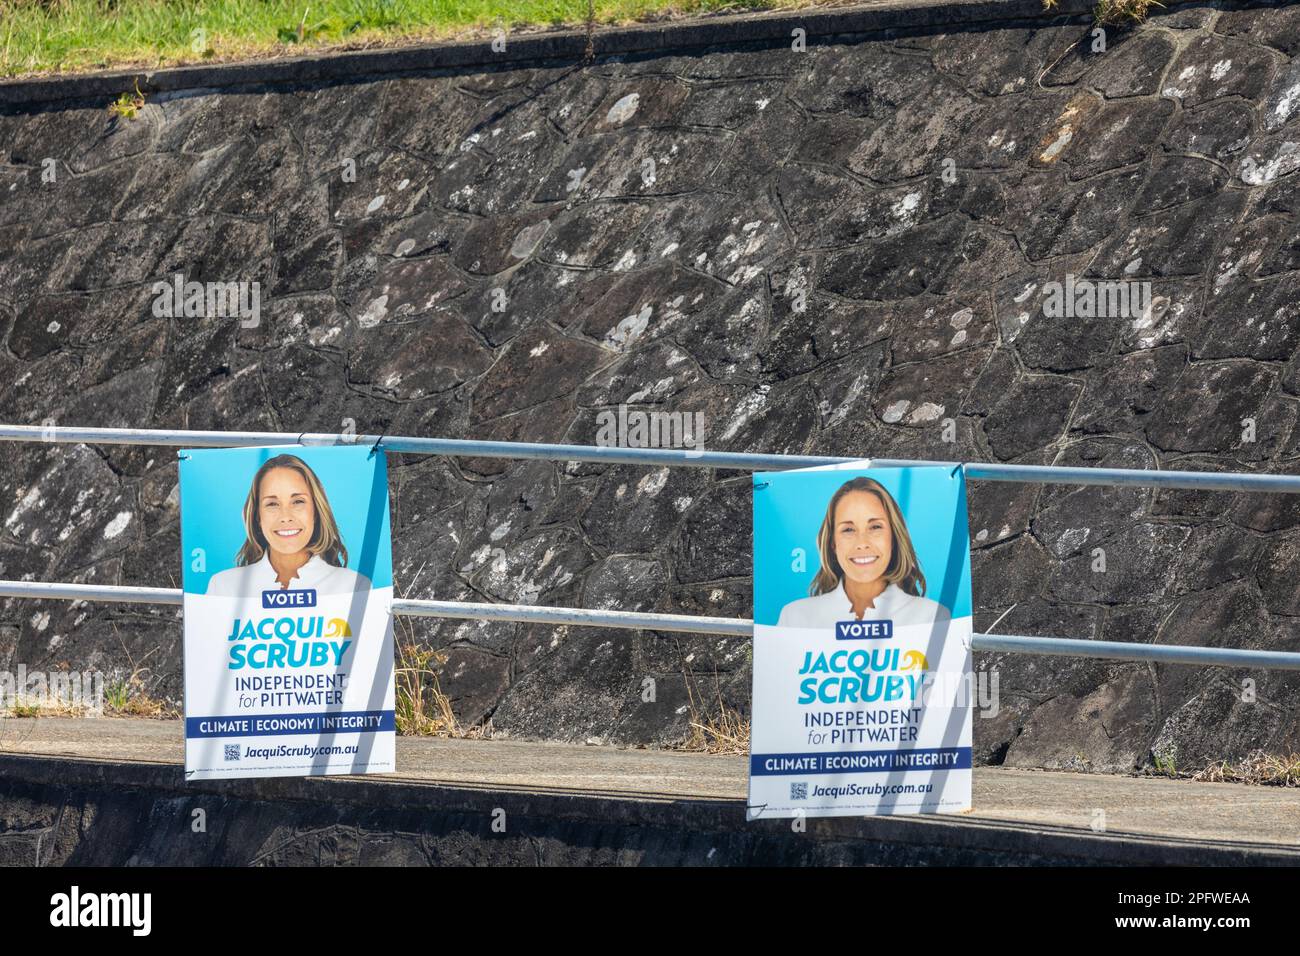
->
178 444 395 780
749 463 973 819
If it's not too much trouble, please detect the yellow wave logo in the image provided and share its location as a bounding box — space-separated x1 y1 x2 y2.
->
323 618 352 638
900 650 928 672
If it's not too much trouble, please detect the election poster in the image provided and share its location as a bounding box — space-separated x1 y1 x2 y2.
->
749 462 973 819
178 444 395 780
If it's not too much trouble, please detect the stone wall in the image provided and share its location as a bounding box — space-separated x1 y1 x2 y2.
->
4 0 1300 771
10 753 1258 865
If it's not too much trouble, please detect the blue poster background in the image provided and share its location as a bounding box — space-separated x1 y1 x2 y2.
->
178 444 393 594
752 464 972 625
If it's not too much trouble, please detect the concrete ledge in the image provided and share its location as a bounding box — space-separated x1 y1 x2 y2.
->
0 0 1101 108
1 719 1298 865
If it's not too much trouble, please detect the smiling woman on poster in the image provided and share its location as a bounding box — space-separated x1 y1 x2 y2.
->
776 476 949 629
205 454 371 597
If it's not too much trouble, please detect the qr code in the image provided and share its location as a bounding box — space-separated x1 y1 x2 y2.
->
223 744 240 762
790 782 808 800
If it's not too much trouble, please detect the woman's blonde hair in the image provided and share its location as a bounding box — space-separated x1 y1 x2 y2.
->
809 477 925 598
236 454 348 568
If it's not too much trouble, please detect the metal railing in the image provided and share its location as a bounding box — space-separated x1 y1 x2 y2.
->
4 423 1300 492
2 422 1299 671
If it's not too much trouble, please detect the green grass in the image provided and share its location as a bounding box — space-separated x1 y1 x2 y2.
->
0 0 789 78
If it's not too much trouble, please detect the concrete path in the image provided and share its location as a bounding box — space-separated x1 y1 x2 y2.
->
4 716 1300 853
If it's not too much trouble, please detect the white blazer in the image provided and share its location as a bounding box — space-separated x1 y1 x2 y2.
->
777 581 950 629
205 553 370 597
